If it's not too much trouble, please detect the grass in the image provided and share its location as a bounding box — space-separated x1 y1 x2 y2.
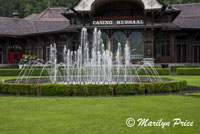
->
0 75 199 133
0 95 199 134
161 76 200 87
186 92 200 96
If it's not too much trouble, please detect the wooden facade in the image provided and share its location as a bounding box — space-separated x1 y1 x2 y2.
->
0 0 200 65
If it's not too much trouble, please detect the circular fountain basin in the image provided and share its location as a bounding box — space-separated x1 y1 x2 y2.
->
6 77 172 85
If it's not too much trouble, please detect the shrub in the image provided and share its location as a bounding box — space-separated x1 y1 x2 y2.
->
171 65 200 74
176 68 200 75
179 81 187 91
40 84 73 96
165 80 187 92
154 82 172 93
0 83 38 95
0 80 187 96
87 84 113 96
131 68 169 75
72 84 88 96
135 84 145 95
155 68 170 75
0 69 21 76
114 84 137 95
144 83 154 94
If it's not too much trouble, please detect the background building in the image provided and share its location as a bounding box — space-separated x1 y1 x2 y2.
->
0 0 200 66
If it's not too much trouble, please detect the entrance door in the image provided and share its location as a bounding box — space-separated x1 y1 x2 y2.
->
0 52 3 64
175 44 187 63
10 52 21 64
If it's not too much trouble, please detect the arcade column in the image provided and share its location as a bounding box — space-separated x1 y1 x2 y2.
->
143 28 155 66
126 34 130 46
108 34 112 53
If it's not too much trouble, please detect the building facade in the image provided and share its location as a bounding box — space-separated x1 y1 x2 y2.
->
0 0 200 65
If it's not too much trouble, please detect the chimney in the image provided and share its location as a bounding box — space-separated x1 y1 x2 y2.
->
12 12 19 19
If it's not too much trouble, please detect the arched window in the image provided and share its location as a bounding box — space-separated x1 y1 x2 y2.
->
35 39 43 60
72 33 80 51
58 35 68 63
46 37 55 61
112 31 126 55
101 32 108 50
193 33 200 63
130 31 144 59
58 35 68 48
175 33 188 63
154 32 170 57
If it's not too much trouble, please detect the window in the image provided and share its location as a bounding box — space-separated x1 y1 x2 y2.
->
193 33 200 63
154 32 170 57
35 39 43 60
112 32 126 55
58 35 68 63
101 32 108 50
175 33 188 63
72 33 80 52
46 37 55 61
130 31 144 59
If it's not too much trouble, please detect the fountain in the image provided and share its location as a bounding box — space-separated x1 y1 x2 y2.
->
14 28 162 84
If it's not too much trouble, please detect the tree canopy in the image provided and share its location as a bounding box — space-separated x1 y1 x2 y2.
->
0 0 200 18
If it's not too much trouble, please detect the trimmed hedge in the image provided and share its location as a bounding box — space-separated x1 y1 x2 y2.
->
0 80 187 96
0 83 38 95
0 69 49 76
0 68 169 76
171 65 200 73
177 68 200 75
142 68 169 75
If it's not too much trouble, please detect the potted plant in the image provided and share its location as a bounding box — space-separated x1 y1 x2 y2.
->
32 55 37 60
19 60 24 69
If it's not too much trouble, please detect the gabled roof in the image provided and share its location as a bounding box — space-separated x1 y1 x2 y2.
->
0 8 70 37
24 13 39 20
172 3 200 29
0 17 35 37
73 0 164 12
33 8 69 21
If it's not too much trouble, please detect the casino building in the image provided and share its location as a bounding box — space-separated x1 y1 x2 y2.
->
0 0 200 66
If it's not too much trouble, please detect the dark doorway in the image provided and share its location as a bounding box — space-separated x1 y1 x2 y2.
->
10 52 21 64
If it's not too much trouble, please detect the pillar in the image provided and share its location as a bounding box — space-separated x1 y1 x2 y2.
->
143 28 155 66
144 29 154 58
126 34 130 45
5 39 9 64
170 32 175 63
107 33 112 53
188 32 193 63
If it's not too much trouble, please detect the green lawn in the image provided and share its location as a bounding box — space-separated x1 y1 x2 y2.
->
161 76 200 87
186 92 200 96
0 95 199 134
0 75 200 133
